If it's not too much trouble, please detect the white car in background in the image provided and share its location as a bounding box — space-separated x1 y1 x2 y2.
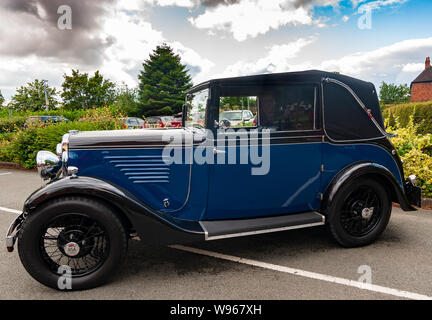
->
219 110 254 127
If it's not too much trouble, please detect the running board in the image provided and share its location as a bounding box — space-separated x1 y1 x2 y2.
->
199 212 325 241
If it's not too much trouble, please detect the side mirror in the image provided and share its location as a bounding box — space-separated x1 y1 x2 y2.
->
220 119 231 129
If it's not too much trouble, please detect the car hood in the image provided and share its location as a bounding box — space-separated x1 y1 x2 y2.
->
68 128 200 149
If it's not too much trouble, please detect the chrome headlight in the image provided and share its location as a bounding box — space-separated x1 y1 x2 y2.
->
36 151 60 180
408 175 418 186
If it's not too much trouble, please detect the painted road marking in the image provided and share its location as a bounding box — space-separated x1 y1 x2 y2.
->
0 206 21 215
0 172 12 176
170 245 432 300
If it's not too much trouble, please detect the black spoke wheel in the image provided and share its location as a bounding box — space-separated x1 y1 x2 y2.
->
340 186 382 237
40 214 110 277
18 197 128 290
327 177 391 248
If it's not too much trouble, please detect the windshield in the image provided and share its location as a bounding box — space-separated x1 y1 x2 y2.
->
185 88 209 128
220 111 242 121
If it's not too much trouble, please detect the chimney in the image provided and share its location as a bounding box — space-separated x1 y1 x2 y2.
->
426 57 431 69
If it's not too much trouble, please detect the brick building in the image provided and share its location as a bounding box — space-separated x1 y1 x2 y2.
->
411 57 432 102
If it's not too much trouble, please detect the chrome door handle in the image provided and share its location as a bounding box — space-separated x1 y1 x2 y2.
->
213 147 226 155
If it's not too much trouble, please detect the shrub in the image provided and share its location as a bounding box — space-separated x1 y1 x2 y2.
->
5 120 121 168
382 101 432 134
0 107 126 168
0 116 26 133
386 116 432 198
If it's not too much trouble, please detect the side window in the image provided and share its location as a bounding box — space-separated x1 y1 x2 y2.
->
186 88 209 128
218 84 316 131
258 85 315 132
219 96 257 128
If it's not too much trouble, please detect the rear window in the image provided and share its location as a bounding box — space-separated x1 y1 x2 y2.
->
323 81 383 141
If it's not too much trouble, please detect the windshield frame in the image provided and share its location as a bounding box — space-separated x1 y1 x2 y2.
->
184 83 210 128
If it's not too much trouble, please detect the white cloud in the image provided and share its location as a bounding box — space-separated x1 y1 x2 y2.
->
170 41 215 84
99 9 215 87
401 63 424 73
219 36 317 77
319 37 432 81
352 0 408 9
218 36 432 89
0 1 216 100
189 0 316 41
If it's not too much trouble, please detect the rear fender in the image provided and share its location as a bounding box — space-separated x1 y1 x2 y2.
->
321 162 416 213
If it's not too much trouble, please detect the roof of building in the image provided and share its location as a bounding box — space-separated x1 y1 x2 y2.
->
412 66 432 84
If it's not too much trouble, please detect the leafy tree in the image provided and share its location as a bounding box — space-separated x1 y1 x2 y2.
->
0 90 4 107
379 82 411 105
61 70 116 110
114 84 140 117
9 79 58 112
220 96 257 113
138 44 193 116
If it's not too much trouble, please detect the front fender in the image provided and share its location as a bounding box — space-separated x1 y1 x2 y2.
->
322 162 416 213
23 176 205 245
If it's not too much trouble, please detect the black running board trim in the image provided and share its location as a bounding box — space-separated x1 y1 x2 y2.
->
199 212 325 241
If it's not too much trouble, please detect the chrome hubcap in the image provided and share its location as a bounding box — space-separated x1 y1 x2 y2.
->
64 242 80 257
361 207 374 220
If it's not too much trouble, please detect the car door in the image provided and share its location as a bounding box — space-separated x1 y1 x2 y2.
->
205 83 323 220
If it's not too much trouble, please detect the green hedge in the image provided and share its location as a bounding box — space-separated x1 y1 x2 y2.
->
0 116 26 133
383 101 432 134
0 106 127 121
0 120 122 168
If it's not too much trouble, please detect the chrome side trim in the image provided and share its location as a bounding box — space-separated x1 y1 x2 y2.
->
202 214 325 241
199 221 209 240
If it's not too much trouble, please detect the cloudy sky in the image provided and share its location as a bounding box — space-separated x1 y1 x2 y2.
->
0 0 431 101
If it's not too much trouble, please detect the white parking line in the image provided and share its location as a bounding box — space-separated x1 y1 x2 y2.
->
0 206 21 215
0 172 12 176
170 245 432 300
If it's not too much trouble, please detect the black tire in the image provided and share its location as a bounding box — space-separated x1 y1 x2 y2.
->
327 177 391 248
18 196 128 290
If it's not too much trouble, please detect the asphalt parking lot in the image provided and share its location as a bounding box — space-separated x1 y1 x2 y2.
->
1 168 432 300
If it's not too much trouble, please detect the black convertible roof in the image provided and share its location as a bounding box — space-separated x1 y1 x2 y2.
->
188 70 375 91
188 70 383 128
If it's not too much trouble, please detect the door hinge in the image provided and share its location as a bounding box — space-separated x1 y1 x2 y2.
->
318 193 323 201
320 164 324 172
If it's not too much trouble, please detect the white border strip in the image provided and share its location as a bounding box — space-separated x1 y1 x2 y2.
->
0 207 21 215
170 245 432 300
0 172 12 176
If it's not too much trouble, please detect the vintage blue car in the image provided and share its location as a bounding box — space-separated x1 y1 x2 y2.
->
6 70 421 290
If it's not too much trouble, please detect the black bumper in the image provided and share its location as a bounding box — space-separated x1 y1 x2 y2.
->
405 179 422 208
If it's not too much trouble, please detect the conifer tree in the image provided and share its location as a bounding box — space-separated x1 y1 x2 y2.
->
138 44 192 116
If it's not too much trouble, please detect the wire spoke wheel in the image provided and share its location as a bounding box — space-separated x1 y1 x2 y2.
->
340 185 382 237
39 214 110 277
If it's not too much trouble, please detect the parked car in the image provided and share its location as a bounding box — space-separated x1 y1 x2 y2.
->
219 110 254 127
24 115 69 128
144 116 174 128
169 117 182 128
121 117 145 129
6 70 421 290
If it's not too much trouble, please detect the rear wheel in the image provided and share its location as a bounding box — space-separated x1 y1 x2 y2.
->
18 197 128 290
327 177 392 247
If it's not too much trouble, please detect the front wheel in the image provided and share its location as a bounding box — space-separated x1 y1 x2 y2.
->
327 177 392 248
18 197 128 290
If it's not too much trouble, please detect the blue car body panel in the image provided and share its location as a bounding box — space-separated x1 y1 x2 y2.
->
68 140 404 222
322 142 403 189
206 143 322 220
